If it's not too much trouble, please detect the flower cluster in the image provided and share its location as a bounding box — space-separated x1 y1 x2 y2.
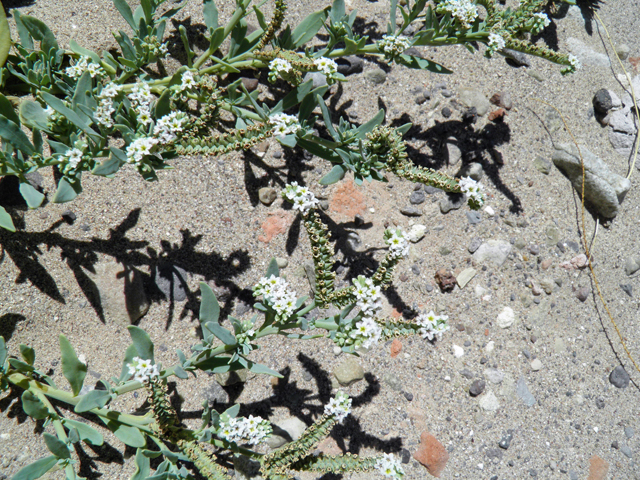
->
415 310 449 341
486 33 506 57
95 83 122 128
458 176 485 208
436 0 479 30
269 112 301 137
65 56 105 79
177 70 197 93
377 35 411 61
352 275 382 317
127 82 155 126
153 111 188 144
281 181 319 214
268 58 293 83
313 56 339 83
127 357 160 383
375 453 404 478
253 275 298 320
236 320 256 345
141 35 168 59
350 317 382 349
126 137 159 165
531 12 551 34
60 148 84 174
217 415 272 446
568 54 581 71
324 391 352 423
384 228 410 259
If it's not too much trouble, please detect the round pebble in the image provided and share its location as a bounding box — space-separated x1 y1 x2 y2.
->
609 365 630 388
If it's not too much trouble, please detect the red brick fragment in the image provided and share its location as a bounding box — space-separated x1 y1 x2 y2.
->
413 431 449 477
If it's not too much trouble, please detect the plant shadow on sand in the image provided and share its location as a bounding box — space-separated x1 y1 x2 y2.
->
0 208 252 330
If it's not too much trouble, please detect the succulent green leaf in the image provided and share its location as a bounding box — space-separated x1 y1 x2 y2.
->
91 155 122 177
0 115 34 155
113 0 137 31
316 94 338 140
101 416 146 447
62 418 104 446
354 109 385 139
9 358 35 373
19 344 35 365
68 39 101 64
319 164 347 185
41 92 100 141
154 89 172 120
292 8 329 48
0 204 15 232
203 0 218 30
130 448 151 480
119 344 138 382
395 54 453 74
265 257 279 278
19 183 45 209
52 177 82 203
60 334 87 396
330 0 345 22
43 432 70 459
204 321 236 345
296 137 342 164
19 15 58 53
13 10 33 50
173 365 188 379
223 403 240 419
208 26 226 53
21 390 49 419
127 326 154 363
74 388 111 413
0 336 7 365
0 94 19 125
72 71 96 116
10 455 57 480
199 282 220 343
247 360 283 378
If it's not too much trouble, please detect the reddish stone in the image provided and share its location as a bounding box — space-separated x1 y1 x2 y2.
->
390 339 402 358
258 210 293 243
434 268 456 292
413 431 449 477
540 258 553 270
488 108 506 122
329 179 366 217
629 56 640 72
484 328 489 336
390 308 402 319
587 455 609 480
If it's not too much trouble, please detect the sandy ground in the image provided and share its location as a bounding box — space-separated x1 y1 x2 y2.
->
1 0 640 479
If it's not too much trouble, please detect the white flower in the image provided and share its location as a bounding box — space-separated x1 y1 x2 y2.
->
86 61 106 78
568 54 581 70
269 113 300 137
377 35 411 60
100 83 121 98
281 182 319 214
532 12 550 33
458 176 485 207
253 275 299 320
218 415 272 445
375 453 404 478
153 111 188 144
65 56 105 79
416 310 449 341
179 71 197 92
487 33 505 53
436 0 479 30
324 391 352 423
269 58 292 74
126 356 160 384
385 229 410 259
351 317 383 348
127 82 154 113
63 148 84 170
126 136 159 165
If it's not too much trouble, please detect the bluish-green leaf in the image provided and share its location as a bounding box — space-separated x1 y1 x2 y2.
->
60 335 87 396
62 418 104 446
296 137 342 164
68 39 101 64
319 164 347 185
154 89 172 119
91 155 122 176
127 326 154 363
0 336 7 365
199 282 220 324
41 92 100 141
0 205 13 234
292 8 329 48
0 115 34 155
74 388 111 413
130 448 151 480
72 71 96 117
52 177 81 203
204 321 236 345
266 257 279 278
19 183 44 209
0 93 18 125
119 344 138 382
101 416 146 447
20 15 58 53
223 403 240 419
113 0 137 31
173 365 188 379
19 344 35 365
21 390 49 419
203 0 218 30
278 134 297 147
354 109 385 139
11 455 57 480
395 54 453 74
43 432 70 459
208 26 226 53
330 0 345 22
12 10 33 50
247 361 283 378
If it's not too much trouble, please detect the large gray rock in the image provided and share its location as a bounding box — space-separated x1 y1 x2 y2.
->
552 143 630 218
472 240 512 267
266 417 307 449
458 88 491 116
91 261 149 325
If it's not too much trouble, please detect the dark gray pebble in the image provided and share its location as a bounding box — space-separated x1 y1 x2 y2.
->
154 263 189 301
442 107 452 118
620 284 633 297
401 449 411 464
468 237 482 253
425 185 441 195
410 190 426 204
460 369 474 379
469 379 486 397
593 88 613 115
609 365 630 388
354 214 364 227
499 433 513 449
403 391 414 401
400 206 422 216
61 210 77 222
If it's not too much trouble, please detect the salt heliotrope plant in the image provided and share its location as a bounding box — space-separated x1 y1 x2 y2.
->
0 0 580 231
0 180 482 479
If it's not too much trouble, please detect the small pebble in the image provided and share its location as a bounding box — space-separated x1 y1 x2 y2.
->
499 433 513 449
531 359 542 371
442 107 452 118
609 365 630 388
469 379 486 397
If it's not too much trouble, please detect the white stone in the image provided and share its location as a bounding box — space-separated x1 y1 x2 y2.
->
531 359 542 371
452 345 464 357
456 268 477 289
484 206 495 216
485 341 495 353
484 368 504 384
479 391 500 412
473 240 512 267
497 307 515 328
406 224 427 243
475 285 488 298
